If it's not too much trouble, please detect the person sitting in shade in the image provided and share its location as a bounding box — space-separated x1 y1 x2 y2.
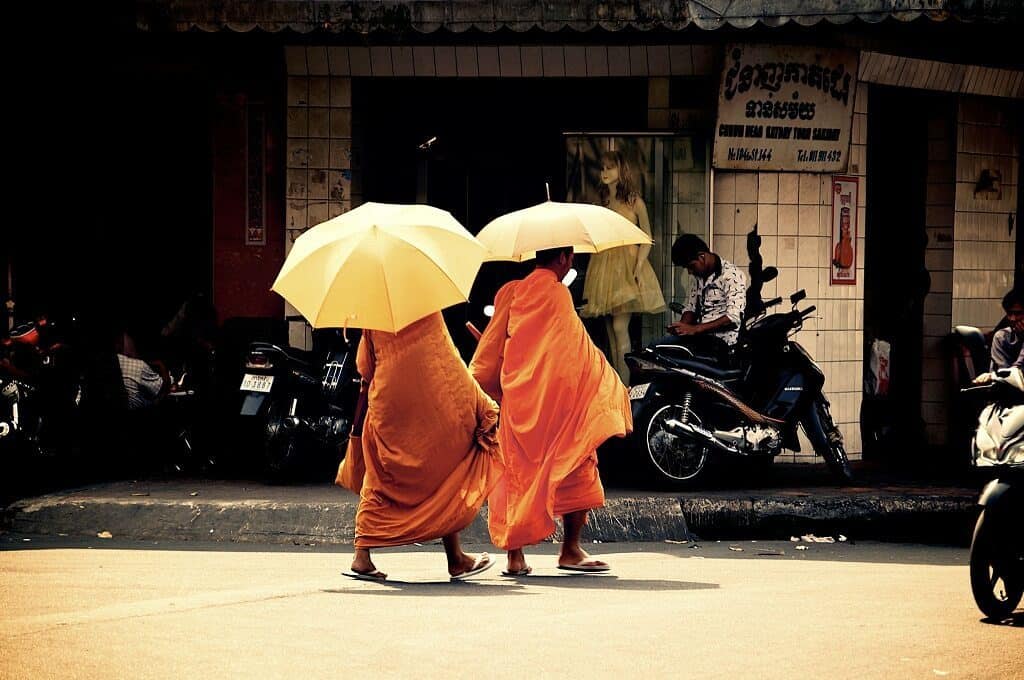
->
336 312 503 581
470 246 632 576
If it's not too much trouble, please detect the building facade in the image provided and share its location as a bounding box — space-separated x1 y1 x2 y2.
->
13 2 1022 464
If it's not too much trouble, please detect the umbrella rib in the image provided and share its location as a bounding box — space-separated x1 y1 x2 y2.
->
376 227 396 331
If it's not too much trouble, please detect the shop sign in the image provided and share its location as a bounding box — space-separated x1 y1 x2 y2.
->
830 176 858 285
713 44 858 172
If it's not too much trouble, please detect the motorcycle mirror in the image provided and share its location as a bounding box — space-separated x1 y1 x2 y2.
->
484 305 495 318
561 268 578 287
761 266 778 283
790 289 806 305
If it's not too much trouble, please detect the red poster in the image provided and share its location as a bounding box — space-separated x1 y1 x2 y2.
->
830 176 858 285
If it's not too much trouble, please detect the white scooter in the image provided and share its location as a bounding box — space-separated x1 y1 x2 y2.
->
964 367 1024 620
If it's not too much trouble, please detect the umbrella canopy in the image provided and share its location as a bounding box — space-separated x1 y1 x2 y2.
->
272 202 486 332
476 200 653 262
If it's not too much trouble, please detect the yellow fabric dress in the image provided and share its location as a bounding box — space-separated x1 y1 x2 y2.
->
581 201 666 317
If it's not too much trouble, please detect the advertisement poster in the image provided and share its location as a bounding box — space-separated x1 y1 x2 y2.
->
713 44 858 172
830 176 858 285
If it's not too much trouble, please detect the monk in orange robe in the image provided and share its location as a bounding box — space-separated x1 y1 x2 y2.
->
471 246 633 575
335 312 503 581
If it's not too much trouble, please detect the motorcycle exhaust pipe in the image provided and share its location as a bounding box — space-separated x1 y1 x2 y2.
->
663 418 740 455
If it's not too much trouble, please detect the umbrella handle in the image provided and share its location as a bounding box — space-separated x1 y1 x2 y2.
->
465 321 482 342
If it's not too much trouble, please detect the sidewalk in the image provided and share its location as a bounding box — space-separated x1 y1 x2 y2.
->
0 462 984 546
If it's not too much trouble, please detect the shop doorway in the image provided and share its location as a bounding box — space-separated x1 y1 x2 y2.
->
862 86 932 461
356 77 648 358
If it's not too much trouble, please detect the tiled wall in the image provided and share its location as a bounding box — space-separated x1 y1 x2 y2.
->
920 109 957 446
284 65 354 348
951 97 1019 330
708 84 870 460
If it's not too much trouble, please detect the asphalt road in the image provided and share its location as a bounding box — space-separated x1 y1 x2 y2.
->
1 537 1020 679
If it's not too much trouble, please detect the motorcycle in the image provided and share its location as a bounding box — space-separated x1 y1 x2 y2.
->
238 320 360 479
963 367 1023 620
624 287 853 488
0 315 83 463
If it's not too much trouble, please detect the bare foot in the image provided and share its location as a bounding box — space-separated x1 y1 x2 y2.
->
351 549 385 578
505 548 531 574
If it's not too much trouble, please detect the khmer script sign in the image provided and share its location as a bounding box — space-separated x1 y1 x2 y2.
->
713 45 859 172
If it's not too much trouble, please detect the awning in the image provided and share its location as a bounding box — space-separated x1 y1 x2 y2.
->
138 1 1024 34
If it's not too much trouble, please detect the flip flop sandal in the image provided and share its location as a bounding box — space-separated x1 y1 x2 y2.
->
501 566 533 577
557 560 611 573
450 552 494 581
343 569 388 582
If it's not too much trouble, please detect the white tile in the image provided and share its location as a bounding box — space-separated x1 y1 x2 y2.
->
735 173 758 203
799 173 820 205
757 172 778 204
779 173 799 204
778 204 798 235
713 173 736 204
798 205 820 236
736 204 757 236
713 204 735 236
757 204 778 235
287 77 308 106
778 236 798 268
330 78 352 107
308 108 329 138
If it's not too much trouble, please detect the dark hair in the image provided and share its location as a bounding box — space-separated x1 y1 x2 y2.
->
535 246 573 265
671 234 710 266
1002 288 1024 311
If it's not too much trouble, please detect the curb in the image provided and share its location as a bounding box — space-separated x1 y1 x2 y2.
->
2 486 979 545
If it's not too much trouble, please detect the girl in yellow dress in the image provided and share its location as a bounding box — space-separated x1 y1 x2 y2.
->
582 150 666 381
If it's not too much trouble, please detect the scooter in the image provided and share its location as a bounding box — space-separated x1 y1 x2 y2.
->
624 288 852 488
239 322 361 479
963 367 1023 620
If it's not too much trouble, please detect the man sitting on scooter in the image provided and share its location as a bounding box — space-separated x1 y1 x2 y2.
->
974 288 1024 384
650 234 747 362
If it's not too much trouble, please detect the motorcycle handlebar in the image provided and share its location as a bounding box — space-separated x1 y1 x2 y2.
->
800 305 816 318
764 297 783 309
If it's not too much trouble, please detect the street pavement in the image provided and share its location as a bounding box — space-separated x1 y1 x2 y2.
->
1 461 983 546
0 537 1019 679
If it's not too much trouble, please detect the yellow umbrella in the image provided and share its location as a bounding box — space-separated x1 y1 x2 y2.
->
271 202 486 332
476 200 653 262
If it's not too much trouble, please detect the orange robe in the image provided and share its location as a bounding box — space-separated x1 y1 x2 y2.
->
470 267 633 550
335 312 502 549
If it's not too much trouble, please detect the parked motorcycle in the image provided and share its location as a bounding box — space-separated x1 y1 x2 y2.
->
0 315 83 463
238 321 360 479
963 367 1023 620
624 288 853 488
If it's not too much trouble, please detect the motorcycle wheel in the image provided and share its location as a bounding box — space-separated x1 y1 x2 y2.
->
264 402 302 481
970 509 1024 620
814 399 855 483
635 399 711 489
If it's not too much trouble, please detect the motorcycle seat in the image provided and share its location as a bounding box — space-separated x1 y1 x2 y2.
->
649 348 744 383
249 342 318 368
